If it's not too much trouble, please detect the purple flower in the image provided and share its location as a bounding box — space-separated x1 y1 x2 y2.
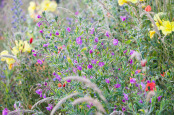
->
123 93 128 100
111 52 115 55
67 27 71 32
130 50 135 55
75 11 79 15
56 31 59 35
113 39 118 45
36 89 42 95
33 53 37 57
152 80 155 83
89 50 93 54
37 15 41 18
56 75 61 81
73 68 76 73
46 104 53 111
43 43 49 47
101 42 104 45
139 99 143 103
76 37 82 45
90 76 93 79
141 82 146 90
120 16 126 21
129 59 133 64
32 50 35 52
77 66 82 70
44 82 47 86
87 64 93 69
105 79 110 83
98 62 104 67
86 105 91 109
130 78 136 84
49 32 52 36
39 30 43 33
157 96 162 101
147 80 150 83
90 28 94 34
53 72 56 76
91 59 97 64
106 31 109 38
123 50 127 53
74 60 77 63
37 22 42 27
93 45 97 49
43 94 46 98
37 59 42 65
94 37 98 43
67 79 71 82
118 68 120 70
122 107 126 112
122 99 126 103
114 84 121 88
2 108 9 115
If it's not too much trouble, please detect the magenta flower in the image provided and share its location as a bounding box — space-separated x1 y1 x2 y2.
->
37 15 41 18
90 76 93 79
123 93 128 100
87 64 93 69
67 27 71 32
2 108 9 115
123 50 127 53
130 50 135 55
91 59 97 64
139 99 143 103
90 28 94 34
111 52 115 55
56 75 61 81
122 107 126 112
106 31 109 38
141 82 146 90
89 50 93 54
36 89 42 95
37 22 42 27
49 32 52 36
43 43 49 47
46 104 53 111
86 105 91 109
130 78 136 84
113 39 118 45
98 62 104 67
53 72 56 76
77 66 82 70
75 11 79 15
43 94 46 98
120 16 126 21
73 68 76 73
122 99 126 103
105 79 110 83
157 96 162 101
39 30 43 33
114 84 121 88
129 59 133 64
94 37 98 43
76 37 82 45
33 53 37 57
67 79 71 82
37 59 42 65
56 31 59 35
93 45 97 49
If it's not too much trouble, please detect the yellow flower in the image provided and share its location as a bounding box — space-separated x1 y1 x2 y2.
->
12 47 19 56
128 0 138 3
118 0 127 6
41 0 57 12
0 50 8 61
149 31 156 38
160 21 174 35
28 1 36 17
6 58 15 65
23 41 32 53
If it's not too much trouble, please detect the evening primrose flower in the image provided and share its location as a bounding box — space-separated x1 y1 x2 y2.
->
0 50 8 61
41 0 57 12
160 21 174 35
118 0 127 6
28 1 36 14
127 0 138 3
149 31 156 38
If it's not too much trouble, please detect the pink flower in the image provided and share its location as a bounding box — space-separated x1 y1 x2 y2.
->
98 62 104 67
105 79 110 83
46 104 53 111
2 108 9 115
113 39 118 45
106 31 109 38
67 27 71 32
130 78 136 84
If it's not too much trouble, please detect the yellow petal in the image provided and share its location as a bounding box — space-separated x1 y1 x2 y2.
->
0 50 9 61
118 0 127 6
149 31 156 38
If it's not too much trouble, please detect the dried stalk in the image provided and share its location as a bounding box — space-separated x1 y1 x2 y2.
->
8 109 35 115
31 96 54 109
63 76 107 102
72 97 106 114
50 93 79 115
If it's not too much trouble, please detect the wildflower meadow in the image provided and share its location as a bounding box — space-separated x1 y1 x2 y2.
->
0 0 174 115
